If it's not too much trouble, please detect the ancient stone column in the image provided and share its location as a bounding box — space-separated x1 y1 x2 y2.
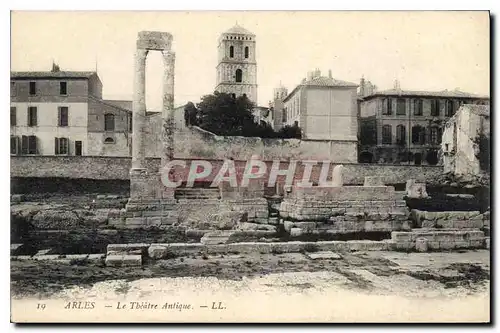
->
161 50 176 163
131 48 148 172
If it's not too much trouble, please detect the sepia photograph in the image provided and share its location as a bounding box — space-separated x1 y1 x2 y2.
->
9 9 491 323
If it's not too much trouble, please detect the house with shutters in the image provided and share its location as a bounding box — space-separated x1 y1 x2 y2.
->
10 68 132 157
357 80 489 165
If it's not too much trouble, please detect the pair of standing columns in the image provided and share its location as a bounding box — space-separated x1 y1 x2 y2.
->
131 48 175 172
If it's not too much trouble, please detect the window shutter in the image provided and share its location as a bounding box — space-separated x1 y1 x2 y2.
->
65 138 70 155
33 108 37 126
21 135 28 154
58 107 61 126
55 137 59 155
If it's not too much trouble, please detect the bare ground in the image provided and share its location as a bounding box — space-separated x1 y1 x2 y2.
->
11 250 490 299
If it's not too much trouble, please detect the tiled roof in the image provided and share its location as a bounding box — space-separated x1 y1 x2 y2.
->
302 76 358 88
104 100 132 111
223 24 255 36
11 71 98 79
283 76 358 102
363 88 489 99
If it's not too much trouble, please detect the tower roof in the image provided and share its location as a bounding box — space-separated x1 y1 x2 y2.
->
223 23 255 36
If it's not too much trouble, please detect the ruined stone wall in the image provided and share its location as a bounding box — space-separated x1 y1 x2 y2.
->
173 126 357 162
11 156 442 185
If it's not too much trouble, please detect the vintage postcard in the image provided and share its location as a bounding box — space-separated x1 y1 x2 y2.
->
10 10 490 323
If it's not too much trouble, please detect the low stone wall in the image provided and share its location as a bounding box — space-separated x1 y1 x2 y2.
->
11 156 442 186
392 229 485 251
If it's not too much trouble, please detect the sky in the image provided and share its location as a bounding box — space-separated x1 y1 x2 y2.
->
11 11 490 110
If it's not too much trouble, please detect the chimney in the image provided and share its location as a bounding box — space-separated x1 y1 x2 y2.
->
394 79 401 91
315 68 321 78
328 69 332 79
307 71 313 81
359 76 366 96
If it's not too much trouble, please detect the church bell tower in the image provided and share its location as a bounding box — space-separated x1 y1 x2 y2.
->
215 23 258 103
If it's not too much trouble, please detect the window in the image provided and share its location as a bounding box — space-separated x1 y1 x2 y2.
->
430 127 438 144
244 46 249 58
11 82 16 97
55 137 69 155
10 136 19 155
104 113 115 131
75 141 82 156
10 107 16 126
412 126 426 145
382 98 392 115
60 82 67 95
396 98 406 115
445 143 449 152
29 82 36 95
235 69 242 83
282 108 287 122
128 115 132 132
21 135 37 154
58 106 69 127
396 125 406 145
431 99 440 116
28 106 37 126
413 99 423 116
382 125 392 144
445 100 454 117
229 46 234 58
104 137 115 144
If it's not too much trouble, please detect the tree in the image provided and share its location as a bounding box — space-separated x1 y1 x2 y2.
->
197 92 256 136
195 92 303 139
184 101 198 127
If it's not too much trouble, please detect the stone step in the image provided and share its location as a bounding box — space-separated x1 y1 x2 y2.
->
200 231 236 245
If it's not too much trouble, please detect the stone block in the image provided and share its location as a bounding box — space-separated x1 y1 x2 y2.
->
293 222 317 232
147 217 162 226
125 217 146 226
394 241 414 250
469 239 485 248
148 244 169 259
364 176 385 187
268 217 279 225
406 179 429 199
391 232 411 242
201 231 236 245
290 228 303 237
486 237 490 249
284 221 294 232
421 220 436 228
305 251 342 260
122 255 142 267
238 222 277 232
415 238 429 252
11 194 25 203
107 243 150 254
105 255 122 267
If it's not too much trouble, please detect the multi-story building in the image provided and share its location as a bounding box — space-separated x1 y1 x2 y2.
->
274 69 359 141
214 23 258 103
10 69 132 157
442 104 490 176
358 81 489 165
